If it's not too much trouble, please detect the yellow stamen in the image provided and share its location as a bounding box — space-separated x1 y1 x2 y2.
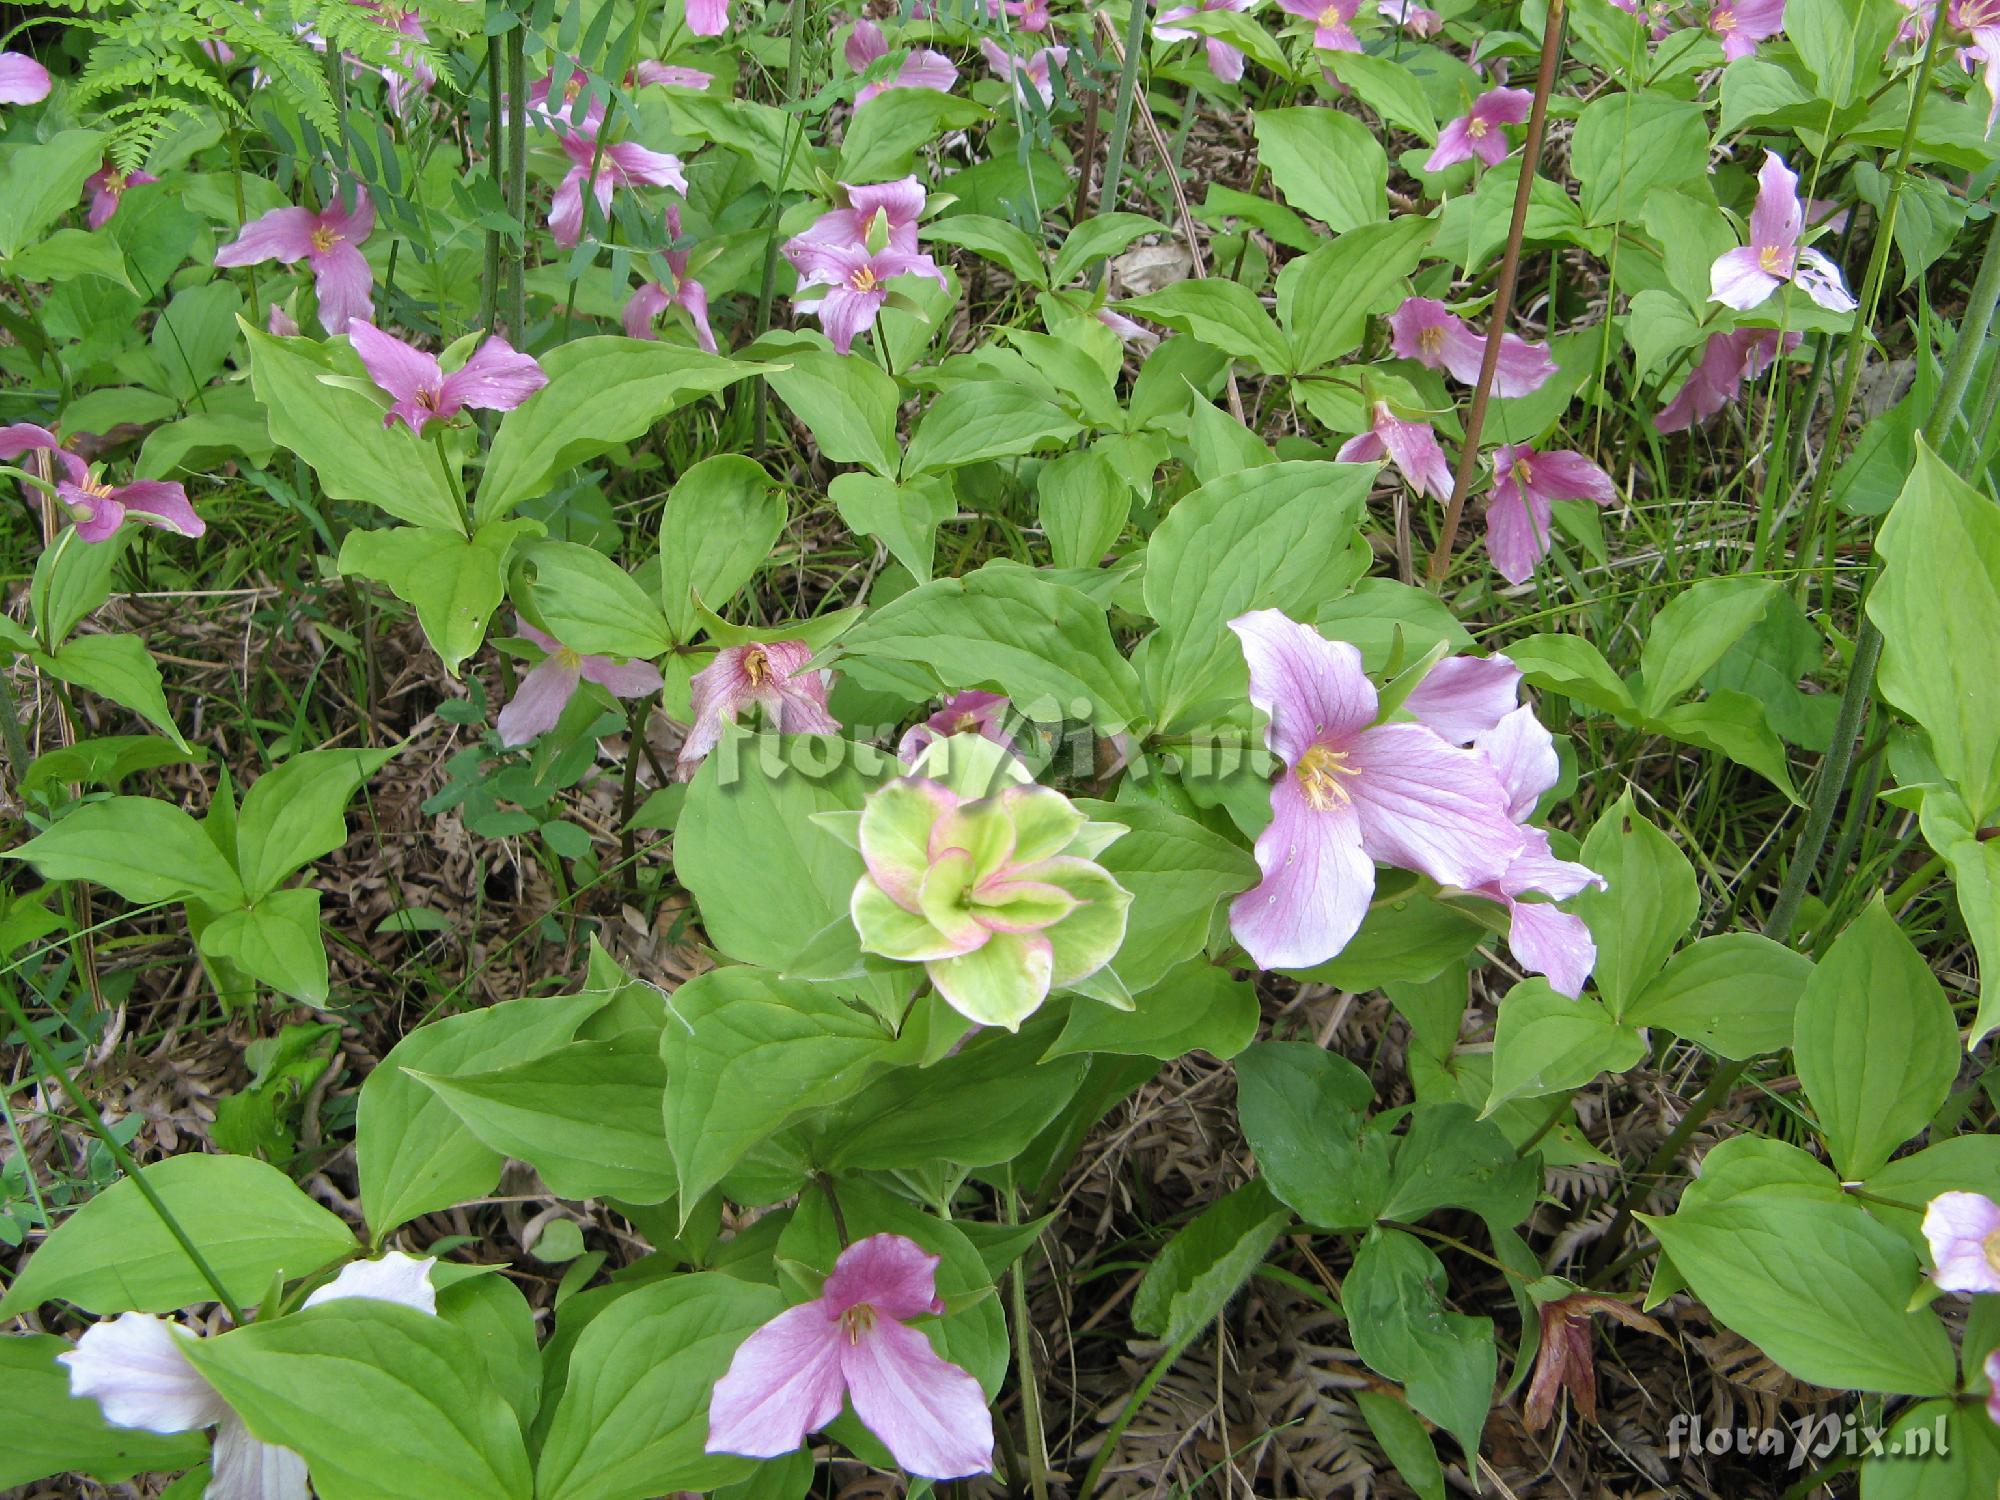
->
311 224 340 254
1984 1230 2000 1277
840 1304 876 1343
1757 244 1786 274
1512 457 1534 486
1712 6 1735 28
1296 744 1360 811
742 645 771 686
1467 116 1489 138
849 265 880 293
556 646 584 671
1317 2 1344 22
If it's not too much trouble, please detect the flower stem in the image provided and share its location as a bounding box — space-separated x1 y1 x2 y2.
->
481 34 504 336
1095 0 1152 226
506 19 529 340
1005 1180 1051 1500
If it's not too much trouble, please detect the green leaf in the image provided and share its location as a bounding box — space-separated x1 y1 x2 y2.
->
437 1273 542 1431
1637 577 1780 717
1318 580 1474 673
1380 1103 1539 1228
0 130 107 262
1234 1042 1391 1231
339 520 539 675
1072 799 1257 992
357 992 611 1237
1787 0 1901 107
1915 785 2000 1047
533 1274 791 1500
1570 91 1709 226
840 562 1143 729
1323 50 1437 136
1037 448 1130 570
1141 460 1372 729
522 539 674 659
37 633 188 749
1622 932 1813 1059
10 227 136 289
1718 55 1822 135
1649 690 1801 801
235 747 399 900
414 1030 675 1205
1344 1229 1496 1464
762 346 901 477
1046 960 1259 1061
182 1301 532 1500
1131 1180 1290 1342
831 471 956 583
1868 439 2000 822
1117 279 1292 374
7 795 242 906
1277 215 1435 373
31 527 124 652
1861 1399 2000 1500
660 455 785 640
839 88 991 179
478 339 769 522
1504 633 1637 717
660 966 898 1210
1353 1389 1446 1500
902 382 1082 474
921 213 1047 286
198 886 329 1003
1793 897 1960 1180
0 1153 353 1316
1566 793 1698 1016
0 1333 206 1487
1484 979 1646 1114
1051 213 1166 286
1252 108 1388 231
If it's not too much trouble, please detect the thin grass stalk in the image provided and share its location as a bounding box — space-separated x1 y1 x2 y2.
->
481 34 504 334
1095 0 1151 224
753 0 809 453
507 20 529 339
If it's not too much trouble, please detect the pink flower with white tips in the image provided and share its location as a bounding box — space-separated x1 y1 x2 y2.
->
1336 401 1453 502
1708 0 1786 59
214 187 376 334
1276 0 1363 51
347 321 547 436
707 1233 994 1480
678 639 841 776
0 51 52 104
550 132 688 248
1485 444 1616 585
0 425 203 543
1710 152 1857 313
1388 297 1557 397
1154 0 1256 82
623 205 717 351
786 178 927 258
497 618 662 746
1425 86 1533 171
898 691 1015 763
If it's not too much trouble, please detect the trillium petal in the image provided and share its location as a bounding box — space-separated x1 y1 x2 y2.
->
860 777 957 911
1377 413 1454 501
59 1314 228 1434
1423 118 1476 172
1019 856 1132 985
842 1320 995 1481
1490 331 1558 397
606 141 689 191
215 206 321 268
68 488 129 543
304 1251 438 1313
439 335 549 415
1229 609 1377 766
1506 900 1598 998
1345 722 1524 890
896 49 960 91
854 876 986 961
928 798 1017 880
1710 245 1781 310
973 877 1081 933
550 168 588 247
1336 429 1387 464
687 0 729 34
0 51 52 104
1484 473 1554 584
919 848 991 951
927 928 1055 1029
1230 773 1373 971
1528 448 1616 504
112 480 204 538
312 243 376 335
347 320 443 409
999 784 1086 864
579 652 663 697
1793 247 1858 312
497 656 582 747
707 1301 848 1460
208 1411 311 1500
1923 1191 2000 1293
1400 656 1521 744
1475 704 1560 819
823 1233 945 1320
1749 150 1803 256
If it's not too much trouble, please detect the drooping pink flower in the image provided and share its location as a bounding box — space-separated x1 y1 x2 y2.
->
844 19 960 105
1710 152 1857 313
897 691 1015 763
353 0 435 113
1425 86 1533 171
624 207 717 351
1988 1349 2000 1427
787 241 949 354
214 188 376 335
0 52 51 104
1226 610 1525 971
0 424 202 543
1388 297 1557 397
688 0 729 35
989 0 1054 31
83 164 157 230
1097 306 1149 340
1923 1192 2000 1294
980 38 1070 105
1154 0 1254 83
1708 0 1786 58
1655 328 1799 433
634 59 715 89
786 178 927 257
1485 444 1616 585
1336 401 1453 501
1277 0 1363 52
1381 0 1442 34
551 132 688 248
677 639 841 776
347 321 547 435
707 1233 994 1479
1399 654 1522 744
1607 0 1674 34
497 618 663 746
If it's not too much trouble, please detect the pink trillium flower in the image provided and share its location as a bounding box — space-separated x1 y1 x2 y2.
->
268 304 301 336
58 1253 437 1500
624 208 717 351
981 38 1070 105
1382 0 1443 34
678 639 840 776
786 178 927 257
1608 0 1674 34
634 59 715 89
1154 0 1255 83
1989 1349 2000 1427
989 0 1055 31
1655 328 1799 433
1951 0 2000 134
528 65 609 133
1097 305 1149 340
1276 0 1363 51
845 19 960 105
897 691 1015 763
1708 0 1786 58
789 241 949 354
707 1233 994 1479
1710 152 1857 313
214 188 375 335
1923 1191 2000 1293
498 618 663 747
551 132 688 248
0 51 51 104
688 0 729 35
1226 610 1526 971
1425 86 1533 171
84 164 158 230
1399 654 1523 744
347 321 547 435
1485 444 1616 585
1336 401 1453 501
1388 297 1557 398
0 424 202 543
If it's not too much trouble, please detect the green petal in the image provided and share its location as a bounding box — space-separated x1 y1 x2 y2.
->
1024 858 1134 986
852 877 977 963
858 777 953 908
919 847 988 950
911 734 1034 800
930 797 1016 882
927 930 1055 1030
972 878 1080 932
1002 785 1087 865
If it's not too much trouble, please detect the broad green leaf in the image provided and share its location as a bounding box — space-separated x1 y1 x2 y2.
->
235 747 399 900
1116 280 1292 373
1234 1041 1391 1231
0 1334 207 1487
1051 212 1166 285
1567 794 1697 1016
1861 1399 2000 1500
1252 108 1388 231
1637 577 1780 717
1504 633 1637 717
19 735 200 796
0 1153 353 1316
1131 1180 1290 1343
1037 447 1130 570
1318 580 1474 673
660 455 785 640
1072 799 1257 992
762 345 901 477
1793 898 1959 1179
339 520 539 675
830 471 956 583
921 214 1047 285
1484 979 1646 1114
7 796 242 906
31 528 124 653
198 886 329 1003
1353 1389 1446 1500
0 130 107 261
1787 0 1901 106
1571 91 1708 226
839 88 991 180
521 539 674 659
414 1030 674 1204
1915 785 2000 1047
37 633 187 749
902 382 1082 474
1303 885 1488 991
1432 162 1594 270
183 1301 532 1500
1323 50 1437 136
1718 55 1821 135
1623 932 1812 1059
1380 1103 1539 1228
357 992 611 1237
1344 1229 1496 1464
151 282 241 403
9 227 134 289
1046 960 1259 1061
1650 690 1801 801
1277 215 1435 373
1641 188 1737 313
437 1274 542 1431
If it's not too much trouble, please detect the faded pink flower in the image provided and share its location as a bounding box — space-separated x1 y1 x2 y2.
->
0 424 202 543
1709 0 1786 58
268 304 301 336
1381 0 1442 34
1485 444 1615 585
85 164 156 229
1399 654 1523 744
989 0 1054 31
1923 1192 2000 1294
1952 0 2000 134
1155 0 1254 82
678 639 840 776
788 241 949 354
707 1233 994 1479
551 132 688 248
845 18 959 105
786 178 927 257
1097 305 1149 340
688 0 729 35
347 321 547 435
898 691 1014 763
1336 401 1453 501
981 38 1069 105
0 51 51 104
528 65 608 133
498 618 663 746
1989 1349 2000 1426
1710 152 1857 313
1388 296 1557 397
634 60 715 89
215 188 375 334
1226 610 1525 971
1425 86 1533 171
624 207 716 351
1277 0 1363 51
1655 328 1799 433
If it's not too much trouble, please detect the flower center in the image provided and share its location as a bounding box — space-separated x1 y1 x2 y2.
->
311 225 340 254
848 265 880 292
840 1304 876 1343
1317 1 1344 21
563 77 583 102
104 170 128 193
556 646 584 670
1757 244 1786 274
742 645 771 686
1712 6 1735 30
1467 116 1489 138
1512 457 1534 486
1295 744 1359 811
953 712 981 732
1417 325 1444 357
1984 1230 2000 1276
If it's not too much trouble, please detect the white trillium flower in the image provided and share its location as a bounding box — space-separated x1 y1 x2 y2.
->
58 1251 438 1500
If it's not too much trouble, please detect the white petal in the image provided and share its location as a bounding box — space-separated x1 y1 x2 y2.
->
208 1411 311 1500
303 1251 438 1315
58 1313 229 1434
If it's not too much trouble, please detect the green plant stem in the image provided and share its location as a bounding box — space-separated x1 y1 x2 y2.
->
506 21 528 339
617 696 647 903
1005 1181 1051 1500
1078 1318 1203 1499
481 34 504 335
0 666 31 794
1095 0 1151 225
753 0 809 453
430 429 470 532
0 981 245 1322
